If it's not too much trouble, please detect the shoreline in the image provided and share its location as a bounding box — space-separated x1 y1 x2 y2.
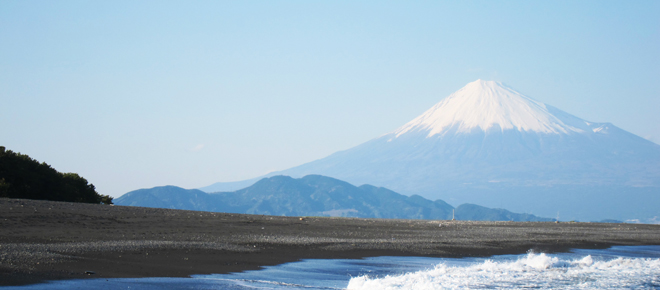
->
2 198 660 286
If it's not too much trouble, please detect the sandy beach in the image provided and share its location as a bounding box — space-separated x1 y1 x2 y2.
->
1 198 659 286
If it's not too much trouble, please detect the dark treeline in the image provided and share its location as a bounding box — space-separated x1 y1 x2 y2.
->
0 146 112 204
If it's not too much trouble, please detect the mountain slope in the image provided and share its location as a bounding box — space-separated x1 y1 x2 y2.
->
114 186 213 211
202 80 660 222
455 204 551 222
277 80 660 188
116 175 552 221
393 79 584 136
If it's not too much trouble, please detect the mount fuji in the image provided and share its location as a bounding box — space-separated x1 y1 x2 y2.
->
203 80 660 222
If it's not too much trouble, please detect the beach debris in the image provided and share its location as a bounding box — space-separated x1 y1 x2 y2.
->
84 271 96 275
299 218 304 221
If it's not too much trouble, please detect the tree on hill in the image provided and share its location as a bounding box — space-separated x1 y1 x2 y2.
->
0 146 112 204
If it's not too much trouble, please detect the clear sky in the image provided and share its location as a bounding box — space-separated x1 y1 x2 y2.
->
1 1 659 198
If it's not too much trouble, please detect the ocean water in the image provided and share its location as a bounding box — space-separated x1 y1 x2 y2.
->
4 246 660 289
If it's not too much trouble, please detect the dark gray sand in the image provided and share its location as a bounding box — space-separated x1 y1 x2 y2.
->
1 198 659 286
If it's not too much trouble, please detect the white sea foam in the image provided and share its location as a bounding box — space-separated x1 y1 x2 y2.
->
346 252 660 289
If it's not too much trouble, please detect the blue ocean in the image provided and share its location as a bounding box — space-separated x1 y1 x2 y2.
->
4 246 660 289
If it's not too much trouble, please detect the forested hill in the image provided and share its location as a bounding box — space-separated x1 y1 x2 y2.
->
0 146 112 204
116 175 554 222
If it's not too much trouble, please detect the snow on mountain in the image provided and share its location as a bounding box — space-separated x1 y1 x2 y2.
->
393 79 584 137
202 80 660 222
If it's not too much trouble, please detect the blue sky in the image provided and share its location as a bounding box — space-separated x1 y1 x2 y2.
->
1 1 658 198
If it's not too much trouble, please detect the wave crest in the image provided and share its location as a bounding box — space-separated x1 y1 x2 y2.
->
347 252 660 289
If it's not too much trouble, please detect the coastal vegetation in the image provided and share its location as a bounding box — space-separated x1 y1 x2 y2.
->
0 146 112 204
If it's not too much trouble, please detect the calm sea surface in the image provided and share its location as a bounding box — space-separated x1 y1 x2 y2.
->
4 245 660 289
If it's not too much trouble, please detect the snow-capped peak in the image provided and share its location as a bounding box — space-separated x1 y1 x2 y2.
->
393 80 584 137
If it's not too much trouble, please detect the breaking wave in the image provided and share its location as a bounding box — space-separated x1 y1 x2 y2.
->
347 252 660 289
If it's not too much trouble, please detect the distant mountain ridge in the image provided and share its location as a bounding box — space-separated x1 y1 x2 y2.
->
201 80 660 222
116 175 553 222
